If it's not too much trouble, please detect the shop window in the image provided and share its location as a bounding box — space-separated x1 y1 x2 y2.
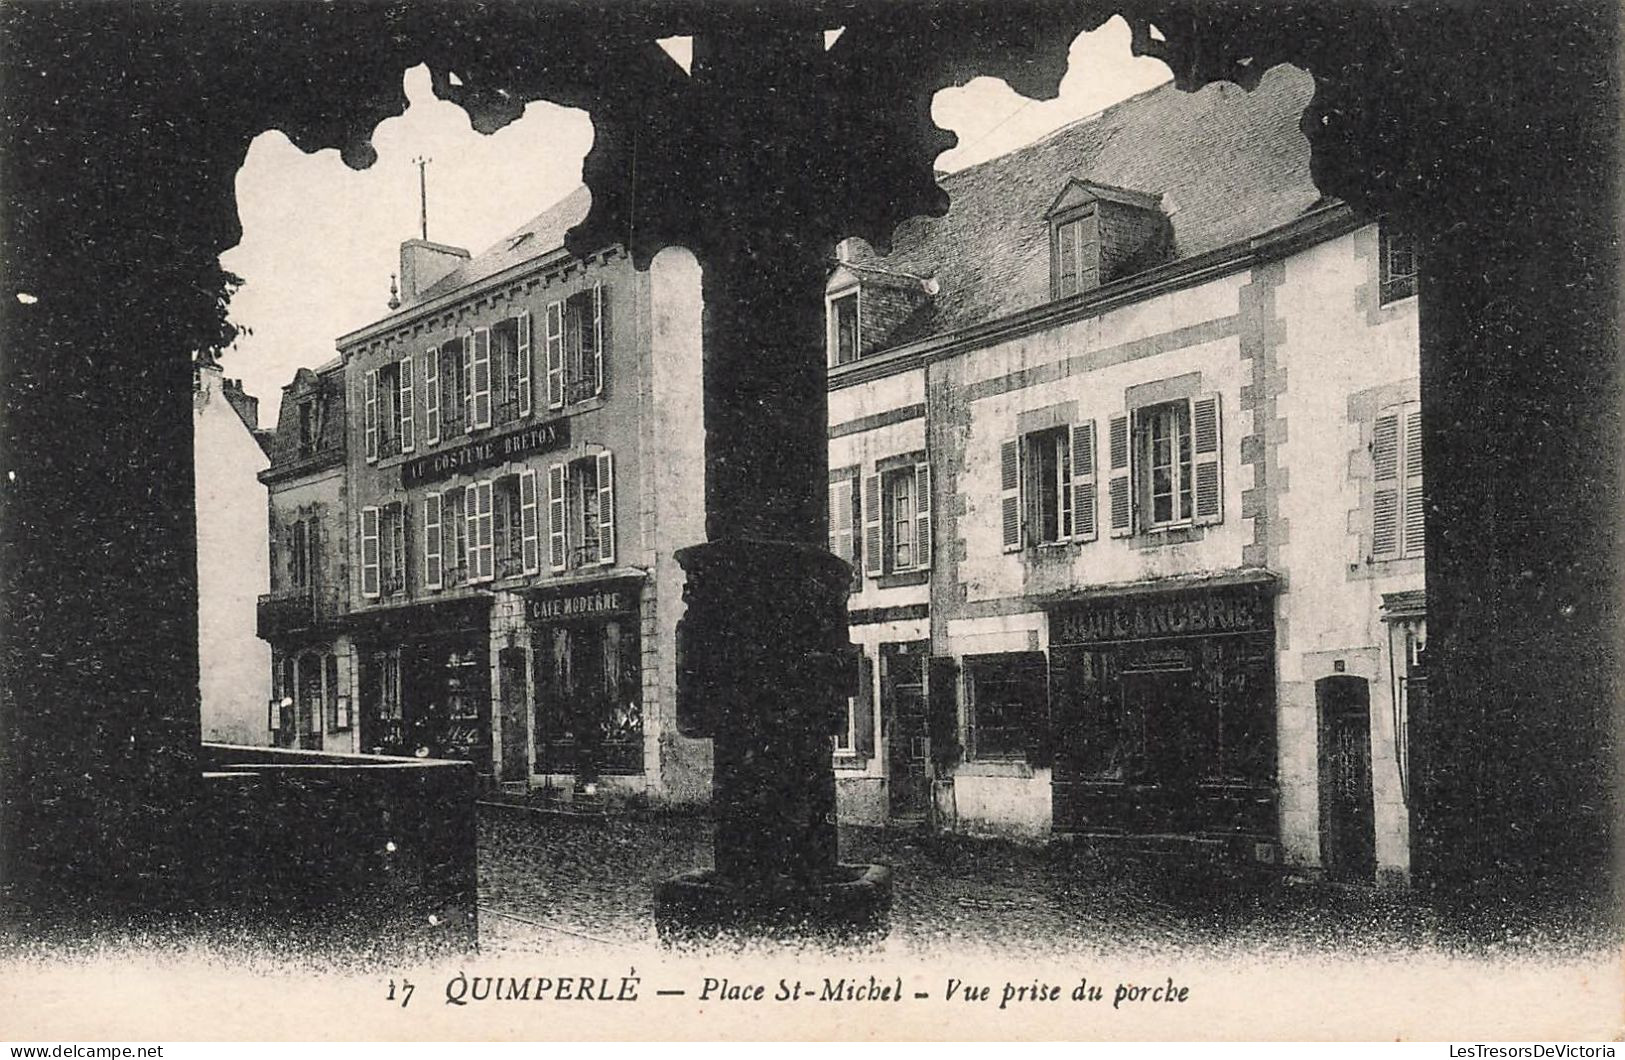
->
548 452 616 571
1379 222 1418 304
863 461 929 577
360 649 403 755
963 651 1048 762
1051 208 1101 298
533 615 644 777
1000 424 1097 552
1371 402 1424 560
545 284 606 408
1104 395 1222 538
827 468 862 588
829 290 860 366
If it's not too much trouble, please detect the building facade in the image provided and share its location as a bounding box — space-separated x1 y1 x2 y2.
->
258 359 356 751
194 354 273 745
329 193 708 803
825 66 1425 884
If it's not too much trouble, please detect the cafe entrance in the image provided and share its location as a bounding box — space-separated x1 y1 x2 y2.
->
529 578 645 783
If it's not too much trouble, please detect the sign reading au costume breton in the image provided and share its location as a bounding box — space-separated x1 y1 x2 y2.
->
400 419 570 487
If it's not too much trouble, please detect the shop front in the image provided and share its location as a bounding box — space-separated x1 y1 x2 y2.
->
528 577 645 785
1047 574 1278 847
347 596 493 768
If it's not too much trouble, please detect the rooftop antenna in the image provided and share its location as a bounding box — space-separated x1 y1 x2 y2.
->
413 155 431 241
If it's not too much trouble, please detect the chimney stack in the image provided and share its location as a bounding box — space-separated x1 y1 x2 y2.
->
398 239 470 308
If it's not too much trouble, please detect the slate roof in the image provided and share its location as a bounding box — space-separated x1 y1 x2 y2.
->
848 64 1320 339
416 185 592 303
265 361 347 475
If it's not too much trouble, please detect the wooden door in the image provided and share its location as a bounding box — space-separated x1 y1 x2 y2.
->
498 647 529 782
1318 675 1376 882
882 642 931 819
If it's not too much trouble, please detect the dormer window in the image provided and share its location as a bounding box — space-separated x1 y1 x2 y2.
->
297 397 322 455
1047 179 1167 300
830 291 860 366
1053 210 1101 298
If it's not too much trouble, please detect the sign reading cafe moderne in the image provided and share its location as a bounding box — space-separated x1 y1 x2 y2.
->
400 419 570 487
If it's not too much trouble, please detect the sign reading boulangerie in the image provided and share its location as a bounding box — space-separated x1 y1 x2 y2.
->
401 419 570 487
1051 583 1272 644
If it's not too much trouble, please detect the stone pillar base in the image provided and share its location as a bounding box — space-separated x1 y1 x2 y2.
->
654 864 892 945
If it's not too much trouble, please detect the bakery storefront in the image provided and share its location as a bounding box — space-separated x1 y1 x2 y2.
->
348 596 493 767
528 577 645 784
1047 574 1278 848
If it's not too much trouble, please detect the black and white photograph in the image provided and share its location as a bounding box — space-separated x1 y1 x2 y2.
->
0 0 1619 1044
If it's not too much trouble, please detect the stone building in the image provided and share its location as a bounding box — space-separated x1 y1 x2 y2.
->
825 66 1425 884
329 192 709 802
194 353 273 745
258 358 355 750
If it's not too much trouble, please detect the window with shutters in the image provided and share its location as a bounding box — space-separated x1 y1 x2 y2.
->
1104 395 1222 538
1051 208 1101 298
1000 423 1097 552
829 291 860 366
488 314 532 426
297 398 322 456
463 480 495 583
545 286 607 408
1371 402 1424 561
964 652 1049 762
864 460 930 577
369 361 403 459
436 337 465 439
834 647 876 765
827 467 862 588
548 452 617 571
1379 222 1418 305
488 473 537 580
1138 402 1192 529
380 501 408 596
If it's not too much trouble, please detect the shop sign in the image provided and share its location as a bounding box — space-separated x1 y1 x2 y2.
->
401 419 570 487
527 583 638 624
1051 586 1270 644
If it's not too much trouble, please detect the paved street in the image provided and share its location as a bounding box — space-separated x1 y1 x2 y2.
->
475 803 1613 957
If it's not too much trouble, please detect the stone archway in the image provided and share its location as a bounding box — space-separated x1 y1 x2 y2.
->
0 1 1615 925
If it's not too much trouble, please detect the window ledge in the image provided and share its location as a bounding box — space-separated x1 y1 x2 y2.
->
1131 524 1206 550
875 569 930 589
957 758 1035 779
833 754 872 772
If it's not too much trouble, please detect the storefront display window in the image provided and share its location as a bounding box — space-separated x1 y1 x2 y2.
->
530 582 644 779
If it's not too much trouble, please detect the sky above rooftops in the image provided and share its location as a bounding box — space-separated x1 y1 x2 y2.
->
219 17 1171 417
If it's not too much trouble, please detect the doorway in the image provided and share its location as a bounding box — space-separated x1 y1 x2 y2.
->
498 647 529 783
1317 675 1376 882
881 641 931 820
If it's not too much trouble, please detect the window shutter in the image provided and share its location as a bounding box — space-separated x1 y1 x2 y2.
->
1071 421 1098 542
1192 393 1223 525
519 469 540 574
463 484 478 577
360 506 380 599
828 477 854 569
854 649 875 757
516 311 533 418
545 300 564 409
914 461 931 570
423 493 442 590
423 347 440 445
1372 412 1400 559
1078 212 1101 292
363 369 378 462
399 500 413 594
1000 438 1022 552
592 282 606 397
863 473 883 577
596 450 616 566
463 332 476 433
1402 407 1424 557
475 480 494 581
1107 413 1132 537
471 327 492 429
398 354 414 453
547 462 567 572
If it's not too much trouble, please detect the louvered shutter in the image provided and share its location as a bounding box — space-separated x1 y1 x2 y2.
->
592 282 606 396
515 310 533 418
471 327 492 429
1372 412 1401 559
547 462 567 571
398 354 414 453
519 469 539 574
1402 407 1424 557
360 506 380 599
477 481 495 581
914 462 931 570
398 500 412 594
854 650 876 757
463 332 476 433
596 450 616 565
829 477 854 569
1107 414 1132 537
1192 393 1223 525
423 348 440 445
1071 421 1098 542
863 473 883 577
1001 439 1022 552
545 300 564 409
363 369 378 462
463 484 478 577
423 493 442 590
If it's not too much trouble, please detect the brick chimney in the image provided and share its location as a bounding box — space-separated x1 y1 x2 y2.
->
399 239 470 307
221 377 259 431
